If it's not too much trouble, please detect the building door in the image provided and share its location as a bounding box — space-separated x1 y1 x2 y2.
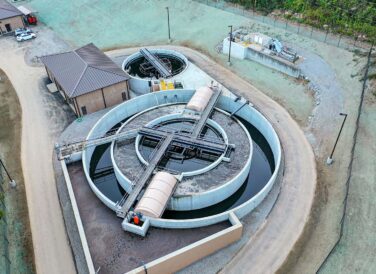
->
81 106 87 115
122 91 127 101
5 24 11 32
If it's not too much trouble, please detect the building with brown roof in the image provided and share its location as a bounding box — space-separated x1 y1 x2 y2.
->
0 0 24 33
41 43 130 116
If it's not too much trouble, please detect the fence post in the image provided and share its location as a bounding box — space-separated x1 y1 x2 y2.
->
324 29 329 43
298 23 300 34
310 26 314 38
337 34 342 47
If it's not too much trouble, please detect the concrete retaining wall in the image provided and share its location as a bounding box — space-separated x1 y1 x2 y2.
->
127 212 242 274
60 160 96 274
222 38 247 59
223 37 301 78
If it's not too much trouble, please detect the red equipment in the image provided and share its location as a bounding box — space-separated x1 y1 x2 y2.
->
133 215 140 225
27 15 37 25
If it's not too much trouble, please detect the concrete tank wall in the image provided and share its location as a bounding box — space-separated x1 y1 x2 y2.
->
83 90 196 210
130 111 249 211
135 113 230 177
122 49 189 94
169 111 253 211
217 97 282 219
147 96 281 229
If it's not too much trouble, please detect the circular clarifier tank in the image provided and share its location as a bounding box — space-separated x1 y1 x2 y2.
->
122 49 188 94
112 105 252 211
124 53 186 79
82 89 281 229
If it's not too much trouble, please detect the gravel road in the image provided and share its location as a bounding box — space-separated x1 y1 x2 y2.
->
0 34 76 273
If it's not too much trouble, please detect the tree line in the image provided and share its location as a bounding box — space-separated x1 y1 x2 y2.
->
226 0 376 43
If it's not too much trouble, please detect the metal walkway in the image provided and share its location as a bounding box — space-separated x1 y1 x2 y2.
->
116 134 174 218
139 127 227 154
191 89 222 138
57 129 139 160
140 48 172 78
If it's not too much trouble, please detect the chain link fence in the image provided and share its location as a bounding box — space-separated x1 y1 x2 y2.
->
0 161 11 274
194 0 372 52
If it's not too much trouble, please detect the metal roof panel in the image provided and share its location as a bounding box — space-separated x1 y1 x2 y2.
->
40 43 129 98
0 0 23 20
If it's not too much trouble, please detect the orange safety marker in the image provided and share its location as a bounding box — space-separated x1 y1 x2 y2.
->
133 215 140 225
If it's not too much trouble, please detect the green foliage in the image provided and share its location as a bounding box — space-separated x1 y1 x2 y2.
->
227 0 376 42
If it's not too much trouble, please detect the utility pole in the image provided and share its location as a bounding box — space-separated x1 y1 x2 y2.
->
166 7 171 42
327 113 348 165
228 25 233 65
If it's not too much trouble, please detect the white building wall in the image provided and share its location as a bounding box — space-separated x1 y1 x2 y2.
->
222 37 247 59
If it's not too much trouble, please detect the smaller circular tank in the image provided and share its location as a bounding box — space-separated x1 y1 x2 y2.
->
122 49 188 94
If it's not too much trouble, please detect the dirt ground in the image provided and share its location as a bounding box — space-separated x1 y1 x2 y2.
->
318 59 376 274
0 70 35 273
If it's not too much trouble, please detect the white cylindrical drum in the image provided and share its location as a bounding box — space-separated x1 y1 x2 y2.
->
135 172 177 218
186 86 213 112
